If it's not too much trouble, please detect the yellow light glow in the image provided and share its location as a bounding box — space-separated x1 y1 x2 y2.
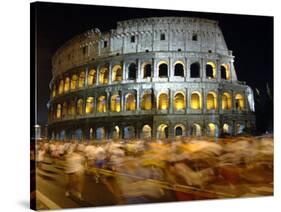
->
207 92 217 110
223 123 229 133
71 75 78 90
174 92 185 111
208 123 216 136
111 95 121 112
77 99 84 115
222 92 232 110
126 93 136 111
58 80 64 94
235 94 245 110
112 65 122 81
85 97 94 114
87 69 96 86
158 93 169 110
141 93 152 110
97 96 107 112
207 62 216 78
78 71 85 88
191 92 201 109
99 66 109 84
64 77 70 92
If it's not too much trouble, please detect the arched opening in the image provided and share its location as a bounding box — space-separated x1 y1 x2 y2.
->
111 94 121 112
174 92 185 111
59 130 65 140
236 123 245 135
99 66 109 84
220 64 230 80
113 126 120 140
68 101 75 116
85 97 94 114
56 104 61 119
191 92 202 109
123 126 135 139
62 102 68 118
128 63 137 80
191 123 201 136
175 124 185 137
206 62 216 79
174 63 184 77
207 92 217 110
52 85 56 97
222 92 232 110
158 93 169 110
235 94 245 111
141 93 152 110
207 123 217 137
58 80 64 94
70 74 78 90
142 125 152 140
143 63 152 78
157 124 168 139
190 62 200 78
78 71 85 88
223 123 231 134
76 99 84 115
75 129 83 140
87 69 96 86
96 127 105 140
158 63 168 78
125 93 136 111
97 95 107 113
89 128 94 140
112 65 122 82
64 77 70 92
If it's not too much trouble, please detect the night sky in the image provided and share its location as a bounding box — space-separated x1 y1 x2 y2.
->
34 2 273 133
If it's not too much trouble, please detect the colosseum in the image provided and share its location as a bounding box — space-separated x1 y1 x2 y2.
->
48 17 255 141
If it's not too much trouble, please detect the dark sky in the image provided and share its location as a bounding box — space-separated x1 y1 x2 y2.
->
34 2 273 133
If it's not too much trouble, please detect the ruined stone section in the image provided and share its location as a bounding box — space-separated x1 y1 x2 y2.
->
48 17 255 140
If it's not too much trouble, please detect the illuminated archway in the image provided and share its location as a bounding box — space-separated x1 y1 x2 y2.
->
112 126 120 139
222 92 232 110
78 71 85 88
64 77 70 92
221 64 230 80
111 94 121 112
112 65 122 82
158 62 168 78
70 74 78 90
174 62 184 77
142 125 152 139
206 62 216 79
141 93 152 110
62 102 68 118
99 65 109 84
125 93 136 111
158 93 169 110
190 62 200 78
87 69 96 86
190 91 202 109
68 101 76 116
223 123 231 134
58 79 64 94
56 104 61 119
235 93 245 111
174 92 185 111
76 99 84 115
97 95 107 113
85 97 94 114
191 123 201 136
207 123 218 137
157 124 168 139
236 123 245 134
206 92 217 110
52 85 56 97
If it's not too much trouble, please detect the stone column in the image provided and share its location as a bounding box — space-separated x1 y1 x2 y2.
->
122 60 126 81
169 57 173 81
96 65 100 85
85 66 89 87
153 58 157 79
216 60 221 82
186 88 189 114
136 88 140 111
201 58 205 81
108 63 112 84
120 91 123 112
185 57 189 80
169 89 173 114
137 59 141 82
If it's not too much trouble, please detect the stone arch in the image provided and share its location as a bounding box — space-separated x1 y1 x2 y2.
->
76 98 84 115
158 61 168 78
59 130 66 140
207 123 218 137
112 64 122 82
190 91 202 109
142 124 152 140
128 63 137 80
142 62 152 78
191 123 201 136
62 102 68 118
158 92 169 110
206 91 217 110
206 61 216 79
96 127 106 140
174 61 185 77
236 123 245 135
112 125 120 140
111 94 121 112
174 91 185 111
70 74 78 90
157 124 169 139
85 97 94 114
190 62 200 78
87 69 96 86
141 92 152 110
68 100 76 116
64 77 70 92
78 71 85 88
97 95 107 113
75 128 83 141
125 92 136 111
174 124 185 136
221 64 230 80
123 126 135 139
52 84 56 97
58 79 64 94
222 92 232 110
99 65 109 84
235 93 245 111
56 104 62 119
223 123 232 134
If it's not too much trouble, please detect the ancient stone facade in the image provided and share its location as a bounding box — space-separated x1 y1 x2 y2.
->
48 17 255 141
